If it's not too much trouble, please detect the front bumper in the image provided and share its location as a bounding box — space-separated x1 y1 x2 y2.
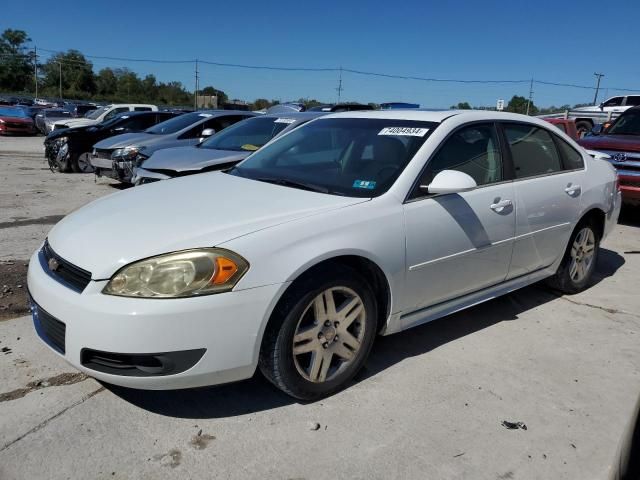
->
132 167 171 184
27 248 287 389
618 172 640 205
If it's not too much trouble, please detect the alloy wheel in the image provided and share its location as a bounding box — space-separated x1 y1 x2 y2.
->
292 287 366 383
76 152 95 173
569 227 596 283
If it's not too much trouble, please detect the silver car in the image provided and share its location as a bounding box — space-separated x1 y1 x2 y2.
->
134 112 326 185
91 110 255 183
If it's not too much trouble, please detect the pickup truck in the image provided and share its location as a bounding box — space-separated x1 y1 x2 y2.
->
570 95 640 136
579 106 640 206
52 104 158 130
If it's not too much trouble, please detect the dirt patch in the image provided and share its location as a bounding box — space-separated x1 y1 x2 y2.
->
0 215 65 230
0 260 29 321
189 430 216 450
0 372 88 402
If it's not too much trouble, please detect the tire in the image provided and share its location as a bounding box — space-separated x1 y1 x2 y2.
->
72 152 95 173
259 264 377 400
56 151 72 173
575 120 592 138
548 219 600 294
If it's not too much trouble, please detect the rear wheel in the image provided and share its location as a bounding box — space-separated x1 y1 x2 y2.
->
72 152 95 173
548 220 600 294
575 120 592 138
259 265 377 400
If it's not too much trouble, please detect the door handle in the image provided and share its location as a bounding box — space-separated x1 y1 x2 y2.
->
490 199 513 212
565 185 581 196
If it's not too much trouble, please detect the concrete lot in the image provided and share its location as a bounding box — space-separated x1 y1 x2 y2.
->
1 136 639 479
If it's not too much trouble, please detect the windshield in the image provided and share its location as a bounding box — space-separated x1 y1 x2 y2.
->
608 111 640 135
146 112 204 134
85 106 109 120
201 116 291 151
0 107 27 118
230 118 438 197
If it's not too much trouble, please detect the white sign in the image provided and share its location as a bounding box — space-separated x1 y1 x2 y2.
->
274 118 296 124
378 127 429 137
496 99 505 111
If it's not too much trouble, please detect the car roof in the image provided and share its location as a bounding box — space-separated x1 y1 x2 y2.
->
261 112 327 120
323 109 559 126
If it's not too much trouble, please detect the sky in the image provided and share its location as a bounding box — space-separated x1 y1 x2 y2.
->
2 0 639 108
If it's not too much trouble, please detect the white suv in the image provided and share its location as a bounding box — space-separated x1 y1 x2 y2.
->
52 104 158 130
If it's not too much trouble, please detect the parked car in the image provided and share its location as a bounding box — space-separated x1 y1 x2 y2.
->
380 102 421 109
0 106 36 135
52 104 158 130
579 106 640 206
27 110 620 399
307 103 375 112
35 108 74 134
134 112 325 184
91 110 255 183
44 111 180 173
569 95 640 136
17 105 46 123
66 103 99 118
545 118 579 140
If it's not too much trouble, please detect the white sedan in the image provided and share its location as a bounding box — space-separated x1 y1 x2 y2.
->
27 110 621 399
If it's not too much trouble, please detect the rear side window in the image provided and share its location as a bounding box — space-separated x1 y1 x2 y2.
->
134 107 152 112
625 96 640 106
419 123 503 188
504 124 562 179
122 115 156 131
554 137 584 170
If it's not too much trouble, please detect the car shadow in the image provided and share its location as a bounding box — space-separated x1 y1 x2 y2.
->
105 248 624 419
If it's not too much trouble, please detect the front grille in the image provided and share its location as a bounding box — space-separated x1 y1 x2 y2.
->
33 304 66 354
620 179 640 188
93 148 113 160
6 122 30 129
41 240 92 293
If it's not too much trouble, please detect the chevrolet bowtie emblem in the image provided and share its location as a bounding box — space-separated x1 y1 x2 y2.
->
48 257 60 272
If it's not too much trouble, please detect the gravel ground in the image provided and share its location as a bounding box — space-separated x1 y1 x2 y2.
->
1 136 639 480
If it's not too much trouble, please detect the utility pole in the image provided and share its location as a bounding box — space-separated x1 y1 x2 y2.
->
336 66 343 104
33 46 38 99
526 77 534 115
58 62 62 100
194 59 199 111
593 72 605 105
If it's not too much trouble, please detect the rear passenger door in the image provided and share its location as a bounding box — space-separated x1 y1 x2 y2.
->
502 123 585 278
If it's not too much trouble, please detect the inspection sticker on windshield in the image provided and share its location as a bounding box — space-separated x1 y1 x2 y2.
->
353 180 377 190
378 127 429 137
274 118 296 124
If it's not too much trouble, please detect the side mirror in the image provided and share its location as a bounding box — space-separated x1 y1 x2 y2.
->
598 103 604 111
590 124 604 136
200 128 216 142
421 170 477 195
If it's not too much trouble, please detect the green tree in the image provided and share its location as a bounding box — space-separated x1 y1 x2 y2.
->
200 86 228 105
506 95 537 115
41 50 96 98
96 68 118 97
250 98 273 110
451 101 472 110
0 29 33 92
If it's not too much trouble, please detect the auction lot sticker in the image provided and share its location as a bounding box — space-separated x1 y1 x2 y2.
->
378 127 429 137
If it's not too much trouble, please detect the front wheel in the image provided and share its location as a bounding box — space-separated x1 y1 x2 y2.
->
72 152 95 173
259 265 377 400
548 221 600 294
575 120 592 138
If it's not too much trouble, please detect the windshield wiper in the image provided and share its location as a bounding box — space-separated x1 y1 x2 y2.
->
256 177 330 194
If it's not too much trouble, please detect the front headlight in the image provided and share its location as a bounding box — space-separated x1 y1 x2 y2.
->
55 136 68 145
103 249 249 298
112 146 140 160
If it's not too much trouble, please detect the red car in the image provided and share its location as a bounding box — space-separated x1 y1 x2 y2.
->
579 106 640 206
0 106 36 135
545 118 580 140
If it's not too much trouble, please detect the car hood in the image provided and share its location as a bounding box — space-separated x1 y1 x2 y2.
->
0 116 31 123
579 135 640 153
54 118 98 128
142 146 249 172
47 172 368 279
93 132 161 150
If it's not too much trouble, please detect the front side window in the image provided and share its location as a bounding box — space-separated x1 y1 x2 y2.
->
104 107 129 121
230 118 438 197
504 124 562 178
602 97 623 108
417 123 503 190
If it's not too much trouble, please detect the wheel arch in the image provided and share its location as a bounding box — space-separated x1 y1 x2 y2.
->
578 207 606 239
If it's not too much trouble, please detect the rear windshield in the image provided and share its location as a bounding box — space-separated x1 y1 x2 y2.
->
146 112 205 134
230 118 438 197
200 116 291 152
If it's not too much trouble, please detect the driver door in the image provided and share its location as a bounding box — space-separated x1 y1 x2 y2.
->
401 123 516 320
